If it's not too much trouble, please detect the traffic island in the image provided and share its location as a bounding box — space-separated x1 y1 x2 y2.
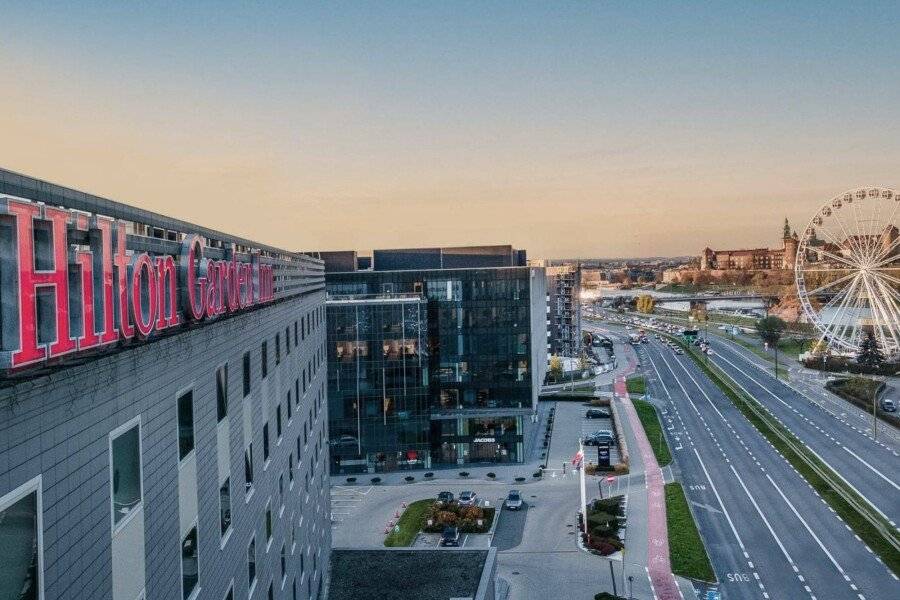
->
664 482 715 582
631 398 672 467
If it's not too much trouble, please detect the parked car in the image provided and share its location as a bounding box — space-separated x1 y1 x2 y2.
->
584 431 615 446
440 526 460 547
458 491 478 506
437 491 454 504
880 398 897 413
674 348 684 355
586 408 611 419
505 490 523 511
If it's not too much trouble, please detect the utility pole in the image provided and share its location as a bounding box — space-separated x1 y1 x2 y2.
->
873 386 878 441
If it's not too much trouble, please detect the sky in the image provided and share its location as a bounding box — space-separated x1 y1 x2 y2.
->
1 1 898 258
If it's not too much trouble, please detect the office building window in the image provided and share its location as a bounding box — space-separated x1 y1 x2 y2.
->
217 364 229 422
268 582 274 600
181 526 199 599
263 424 270 462
225 585 234 600
220 478 232 537
178 390 195 460
286 327 291 354
280 544 287 581
294 322 298 345
0 478 42 600
261 341 268 378
245 445 256 498
111 421 142 528
286 392 292 421
265 502 273 544
243 352 251 397
248 537 257 588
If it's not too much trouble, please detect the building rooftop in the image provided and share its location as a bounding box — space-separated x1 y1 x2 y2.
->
328 548 495 600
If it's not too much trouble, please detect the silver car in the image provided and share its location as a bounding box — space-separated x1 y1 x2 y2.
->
505 490 523 511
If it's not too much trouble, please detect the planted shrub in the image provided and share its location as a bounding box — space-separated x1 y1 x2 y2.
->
486 472 496 479
532 471 542 478
515 477 526 483
345 477 356 484
371 477 381 485
459 471 470 478
424 472 434 479
404 476 415 483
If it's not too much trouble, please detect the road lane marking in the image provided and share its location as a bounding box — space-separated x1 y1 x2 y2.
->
842 445 900 492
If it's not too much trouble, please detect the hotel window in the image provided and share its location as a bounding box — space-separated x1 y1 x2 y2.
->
263 424 270 462
265 502 273 544
181 526 199 599
275 334 281 366
280 544 287 582
286 327 291 354
286 392 292 421
220 478 232 537
261 341 268 378
276 406 283 440
288 454 294 484
248 537 257 588
216 364 229 422
178 390 195 461
267 583 274 600
225 585 234 600
244 444 254 494
111 420 142 528
0 477 42 600
243 352 251 397
294 322 298 345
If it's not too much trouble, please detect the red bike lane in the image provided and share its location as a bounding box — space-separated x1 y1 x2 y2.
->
615 357 682 600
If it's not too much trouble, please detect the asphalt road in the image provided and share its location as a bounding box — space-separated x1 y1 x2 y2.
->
706 337 900 527
638 337 900 600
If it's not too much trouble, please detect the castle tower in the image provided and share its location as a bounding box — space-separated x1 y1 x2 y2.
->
782 219 799 270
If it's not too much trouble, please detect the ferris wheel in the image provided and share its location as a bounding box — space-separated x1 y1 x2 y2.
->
795 187 900 357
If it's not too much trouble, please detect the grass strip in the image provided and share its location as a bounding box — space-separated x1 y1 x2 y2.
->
667 335 900 576
626 375 646 395
665 482 716 582
632 399 672 466
384 499 433 547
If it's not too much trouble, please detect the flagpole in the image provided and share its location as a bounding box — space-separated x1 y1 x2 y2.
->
579 438 587 523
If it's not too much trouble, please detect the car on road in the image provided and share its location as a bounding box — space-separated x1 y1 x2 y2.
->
584 430 616 446
330 434 358 446
437 491 454 505
585 408 611 419
505 490 523 510
440 526 460 547
458 491 478 506
880 398 897 412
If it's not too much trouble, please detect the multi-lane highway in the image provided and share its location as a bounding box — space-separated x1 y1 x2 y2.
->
705 336 900 528
597 322 900 600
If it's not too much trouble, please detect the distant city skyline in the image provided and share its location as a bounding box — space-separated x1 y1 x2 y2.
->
1 2 897 257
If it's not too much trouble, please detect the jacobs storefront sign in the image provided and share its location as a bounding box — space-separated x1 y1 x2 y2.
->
1 196 275 371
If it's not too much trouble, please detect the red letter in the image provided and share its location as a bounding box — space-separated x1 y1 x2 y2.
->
179 235 207 321
113 222 134 339
155 255 180 329
130 253 158 337
94 216 119 344
71 212 100 350
0 199 75 368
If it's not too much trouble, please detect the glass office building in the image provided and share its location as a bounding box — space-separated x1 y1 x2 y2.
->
326 266 547 471
327 294 430 473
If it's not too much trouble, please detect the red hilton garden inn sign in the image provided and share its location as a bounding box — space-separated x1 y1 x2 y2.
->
1 196 275 372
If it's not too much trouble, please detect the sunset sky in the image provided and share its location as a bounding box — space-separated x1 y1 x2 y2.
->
1 2 898 258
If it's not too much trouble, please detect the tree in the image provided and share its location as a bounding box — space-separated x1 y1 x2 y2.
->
857 331 885 369
636 295 655 314
549 355 563 382
756 316 787 379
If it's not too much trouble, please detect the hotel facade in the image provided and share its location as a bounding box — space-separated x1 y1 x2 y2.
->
0 169 330 600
